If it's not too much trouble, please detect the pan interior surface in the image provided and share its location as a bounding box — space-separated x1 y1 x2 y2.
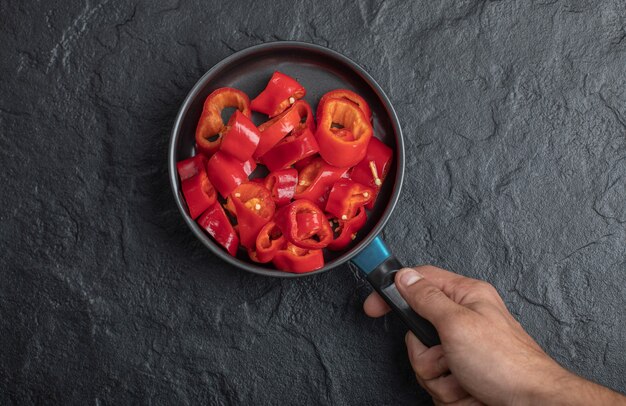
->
170 42 403 277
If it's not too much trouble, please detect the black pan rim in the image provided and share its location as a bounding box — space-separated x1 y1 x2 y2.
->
168 40 405 278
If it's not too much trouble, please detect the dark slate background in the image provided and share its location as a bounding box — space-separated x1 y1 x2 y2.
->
1 0 625 404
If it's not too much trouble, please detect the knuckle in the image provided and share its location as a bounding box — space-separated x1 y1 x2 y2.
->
475 281 500 298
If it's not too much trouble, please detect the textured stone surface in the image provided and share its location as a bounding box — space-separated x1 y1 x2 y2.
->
1 0 625 404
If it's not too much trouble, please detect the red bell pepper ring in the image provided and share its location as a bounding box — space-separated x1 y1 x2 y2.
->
317 89 372 124
254 103 301 159
325 180 374 220
181 169 217 219
316 98 373 167
250 71 305 117
197 203 239 256
350 137 393 209
230 183 275 249
275 200 333 249
195 87 251 156
264 168 298 206
272 243 324 274
253 221 286 263
262 127 319 172
327 207 367 251
176 154 207 181
294 158 349 206
206 151 249 198
220 110 261 161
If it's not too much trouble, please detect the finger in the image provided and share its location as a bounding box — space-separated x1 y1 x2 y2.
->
405 331 428 358
406 333 449 380
363 292 391 318
395 268 465 327
422 374 469 404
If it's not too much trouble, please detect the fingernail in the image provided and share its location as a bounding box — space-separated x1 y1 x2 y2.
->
398 268 423 287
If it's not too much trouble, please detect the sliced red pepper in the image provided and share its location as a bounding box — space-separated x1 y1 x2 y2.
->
292 100 316 133
294 211 322 239
254 103 301 159
220 110 261 161
327 207 367 251
197 203 239 256
316 98 373 167
253 221 286 263
317 89 372 123
272 243 324 274
264 168 298 206
293 154 318 171
249 177 265 184
251 71 305 117
325 180 374 220
294 158 349 207
176 154 207 181
350 137 393 209
262 127 319 172
206 151 249 198
181 169 217 219
242 158 257 177
195 87 250 156
274 200 332 249
231 183 275 249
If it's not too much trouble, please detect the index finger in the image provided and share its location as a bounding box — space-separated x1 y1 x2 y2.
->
363 291 391 317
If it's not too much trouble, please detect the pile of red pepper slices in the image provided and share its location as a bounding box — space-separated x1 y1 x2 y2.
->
177 71 393 274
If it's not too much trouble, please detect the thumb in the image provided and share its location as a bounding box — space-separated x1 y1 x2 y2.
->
395 267 463 328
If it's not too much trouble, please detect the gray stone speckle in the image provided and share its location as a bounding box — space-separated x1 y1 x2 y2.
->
1 0 625 404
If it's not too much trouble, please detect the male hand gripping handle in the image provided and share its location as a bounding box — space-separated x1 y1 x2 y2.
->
363 266 626 405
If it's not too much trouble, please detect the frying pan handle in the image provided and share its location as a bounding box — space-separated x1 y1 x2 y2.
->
351 236 441 347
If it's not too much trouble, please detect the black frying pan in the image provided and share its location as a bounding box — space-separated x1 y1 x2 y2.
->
168 41 440 347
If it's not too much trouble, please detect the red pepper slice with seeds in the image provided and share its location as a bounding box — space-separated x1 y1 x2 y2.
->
316 98 373 167
327 207 367 251
220 110 261 161
195 87 250 156
325 180 374 220
317 89 372 123
230 183 275 249
272 243 324 274
197 203 239 256
294 158 349 207
350 137 393 209
251 71 305 117
264 168 298 206
275 199 332 249
181 169 217 219
253 221 286 263
262 127 319 172
206 151 250 198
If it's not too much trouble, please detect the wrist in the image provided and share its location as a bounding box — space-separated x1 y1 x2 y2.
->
518 361 626 406
507 356 573 406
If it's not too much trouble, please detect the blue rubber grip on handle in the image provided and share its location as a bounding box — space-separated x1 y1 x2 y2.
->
351 236 441 347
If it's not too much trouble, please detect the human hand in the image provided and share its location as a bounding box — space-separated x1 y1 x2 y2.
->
364 266 626 405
